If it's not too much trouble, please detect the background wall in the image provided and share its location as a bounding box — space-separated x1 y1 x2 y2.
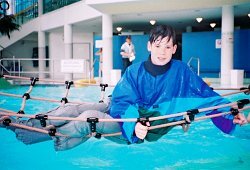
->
3 29 249 80
3 40 38 72
49 30 93 80
93 34 150 77
182 29 250 78
3 33 48 75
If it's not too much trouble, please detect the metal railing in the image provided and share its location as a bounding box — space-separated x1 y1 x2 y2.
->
43 0 80 14
0 57 92 82
14 1 39 25
0 45 16 58
4 0 80 27
187 57 200 76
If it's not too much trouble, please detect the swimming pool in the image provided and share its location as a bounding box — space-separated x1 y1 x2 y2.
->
0 85 250 170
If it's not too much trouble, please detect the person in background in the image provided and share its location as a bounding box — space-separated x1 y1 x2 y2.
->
120 35 136 74
95 48 103 80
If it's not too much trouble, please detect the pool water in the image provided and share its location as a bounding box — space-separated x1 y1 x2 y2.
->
0 85 250 170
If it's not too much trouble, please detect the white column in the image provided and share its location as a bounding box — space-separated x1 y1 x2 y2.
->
102 14 113 84
220 5 234 86
38 0 43 16
64 24 73 81
38 31 46 79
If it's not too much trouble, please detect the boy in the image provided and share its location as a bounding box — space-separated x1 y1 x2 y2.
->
110 25 247 143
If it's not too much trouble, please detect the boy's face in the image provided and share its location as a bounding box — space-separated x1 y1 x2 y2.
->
126 38 131 44
148 36 177 66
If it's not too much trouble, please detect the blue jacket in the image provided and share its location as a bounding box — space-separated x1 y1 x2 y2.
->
110 59 235 143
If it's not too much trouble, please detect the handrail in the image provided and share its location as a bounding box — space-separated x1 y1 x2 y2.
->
14 3 38 18
44 0 81 14
0 57 55 78
0 57 92 82
187 57 200 76
0 60 11 75
0 45 16 58
14 2 38 25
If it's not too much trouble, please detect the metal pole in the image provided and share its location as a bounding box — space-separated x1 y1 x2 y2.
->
18 59 21 77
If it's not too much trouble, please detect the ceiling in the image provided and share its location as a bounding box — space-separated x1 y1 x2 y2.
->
73 0 250 35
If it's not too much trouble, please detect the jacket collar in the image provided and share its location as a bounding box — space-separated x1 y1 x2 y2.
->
144 56 171 77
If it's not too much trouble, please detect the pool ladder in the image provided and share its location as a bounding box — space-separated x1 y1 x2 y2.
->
187 57 200 76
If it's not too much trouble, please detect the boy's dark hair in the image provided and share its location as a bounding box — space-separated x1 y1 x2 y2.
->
126 35 131 40
149 25 176 45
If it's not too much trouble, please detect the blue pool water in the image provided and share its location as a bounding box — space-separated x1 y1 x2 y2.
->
0 85 250 170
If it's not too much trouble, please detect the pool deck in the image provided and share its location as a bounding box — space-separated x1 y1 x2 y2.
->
204 78 250 88
4 77 250 89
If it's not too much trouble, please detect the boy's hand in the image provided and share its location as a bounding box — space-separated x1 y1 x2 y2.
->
135 122 150 140
233 113 247 125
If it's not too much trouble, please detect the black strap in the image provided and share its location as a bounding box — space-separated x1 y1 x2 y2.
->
87 117 99 133
94 133 102 139
17 110 25 114
240 84 250 95
30 77 39 86
237 99 250 109
48 127 56 136
185 109 199 124
100 83 108 91
230 108 239 116
61 97 68 104
65 81 74 89
2 118 11 126
35 114 48 127
22 93 30 100
137 117 149 126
